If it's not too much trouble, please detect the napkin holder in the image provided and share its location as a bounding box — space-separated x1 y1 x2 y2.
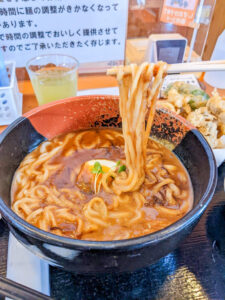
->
0 61 23 125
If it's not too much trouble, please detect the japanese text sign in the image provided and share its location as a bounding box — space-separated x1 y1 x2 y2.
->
160 0 198 27
0 0 129 72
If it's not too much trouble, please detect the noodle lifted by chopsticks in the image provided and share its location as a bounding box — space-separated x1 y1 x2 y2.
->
106 62 167 194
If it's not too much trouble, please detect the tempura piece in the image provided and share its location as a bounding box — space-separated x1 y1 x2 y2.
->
207 90 225 116
159 82 225 149
161 81 209 117
207 90 225 138
187 107 218 148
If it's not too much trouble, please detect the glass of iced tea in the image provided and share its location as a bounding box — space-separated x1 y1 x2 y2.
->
26 54 79 105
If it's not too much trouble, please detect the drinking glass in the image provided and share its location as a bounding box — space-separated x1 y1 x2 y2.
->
26 54 79 105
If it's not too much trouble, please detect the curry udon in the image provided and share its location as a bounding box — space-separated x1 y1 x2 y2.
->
11 62 193 241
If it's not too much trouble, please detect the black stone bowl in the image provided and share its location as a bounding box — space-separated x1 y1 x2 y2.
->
0 95 217 274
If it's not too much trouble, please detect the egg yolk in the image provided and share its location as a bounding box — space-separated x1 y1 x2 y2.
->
76 159 117 194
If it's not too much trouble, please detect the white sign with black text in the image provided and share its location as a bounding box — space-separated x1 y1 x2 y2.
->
0 0 129 72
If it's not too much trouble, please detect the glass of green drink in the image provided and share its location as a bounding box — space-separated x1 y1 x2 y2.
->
26 54 79 105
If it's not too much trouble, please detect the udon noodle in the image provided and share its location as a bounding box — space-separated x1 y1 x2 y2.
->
11 62 193 241
105 62 166 193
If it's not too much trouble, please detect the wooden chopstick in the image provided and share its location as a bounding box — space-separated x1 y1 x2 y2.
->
168 61 225 73
184 60 225 65
107 60 225 76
